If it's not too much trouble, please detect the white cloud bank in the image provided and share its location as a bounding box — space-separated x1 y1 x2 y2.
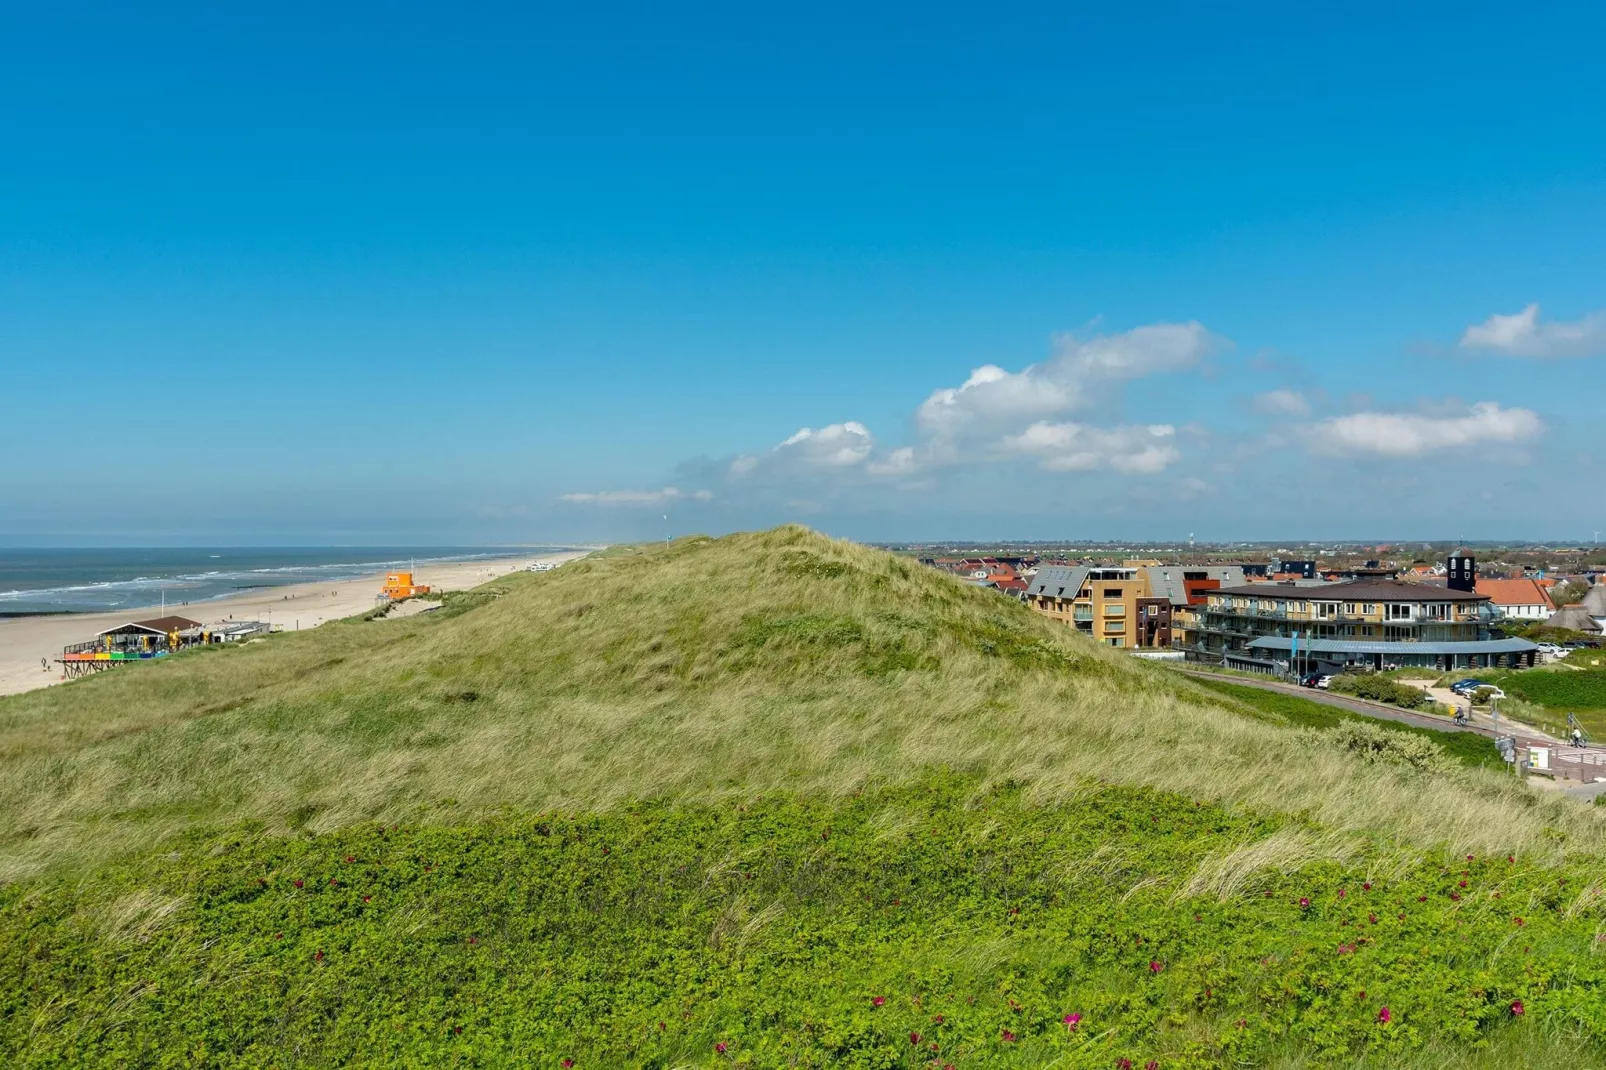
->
560 487 713 506
1001 421 1181 473
1459 303 1606 359
915 322 1221 441
727 322 1219 487
1295 401 1544 458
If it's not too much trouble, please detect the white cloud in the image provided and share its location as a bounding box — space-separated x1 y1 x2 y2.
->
1459 303 1606 359
1295 401 1544 458
915 322 1222 440
560 487 710 506
1001 421 1181 473
731 421 877 480
1251 389 1310 416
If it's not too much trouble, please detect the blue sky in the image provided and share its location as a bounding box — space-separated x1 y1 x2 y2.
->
3 3 1603 545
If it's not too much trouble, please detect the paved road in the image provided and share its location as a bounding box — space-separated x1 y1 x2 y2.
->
1174 669 1605 797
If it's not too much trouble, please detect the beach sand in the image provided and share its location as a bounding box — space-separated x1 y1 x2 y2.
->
0 551 591 698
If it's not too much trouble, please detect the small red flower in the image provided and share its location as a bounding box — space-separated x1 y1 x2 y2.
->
1467 854 1475 861
329 878 338 887
1450 893 1462 901
362 895 371 903
453 1026 462 1035
715 1041 728 1054
932 1015 944 1024
1299 897 1311 909
1362 881 1372 890
1515 917 1525 926
561 1060 573 1068
1146 1062 1159 1070
657 1021 665 1031
1417 895 1427 902
1001 1029 1017 1042
1064 1012 1082 1030
1507 855 1515 863
314 950 324 961
1116 1059 1133 1070
1377 1006 1391 1023
1511 999 1525 1016
1458 880 1467 888
345 855 355 863
1235 1018 1246 1029
1337 887 1346 898
293 879 304 889
1149 960 1163 973
909 1032 921 1045
1357 990 1367 1000
872 996 886 1007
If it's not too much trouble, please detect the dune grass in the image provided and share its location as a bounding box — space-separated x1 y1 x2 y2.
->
1 525 1602 884
5 526 1606 1066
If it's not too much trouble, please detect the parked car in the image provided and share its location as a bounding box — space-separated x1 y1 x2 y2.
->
1315 675 1334 690
1450 678 1490 694
1298 672 1322 688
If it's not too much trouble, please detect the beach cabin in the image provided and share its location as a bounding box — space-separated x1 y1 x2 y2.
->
380 571 430 599
58 615 204 678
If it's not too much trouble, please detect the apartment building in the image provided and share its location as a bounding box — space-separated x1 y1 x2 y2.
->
1191 580 1538 672
1025 566 1145 647
1024 564 1245 650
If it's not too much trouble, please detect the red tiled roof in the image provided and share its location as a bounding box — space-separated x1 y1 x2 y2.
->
1475 578 1555 609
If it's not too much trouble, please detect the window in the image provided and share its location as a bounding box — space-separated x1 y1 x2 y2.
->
1386 604 1412 621
1103 604 1126 617
1103 588 1123 599
1107 638 1123 647
1104 621 1125 634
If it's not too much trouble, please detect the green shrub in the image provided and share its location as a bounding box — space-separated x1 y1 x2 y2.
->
1328 674 1431 710
1316 721 1455 775
4 776 1605 1068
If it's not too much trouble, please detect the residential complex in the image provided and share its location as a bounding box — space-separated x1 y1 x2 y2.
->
1191 581 1538 671
1024 564 1245 649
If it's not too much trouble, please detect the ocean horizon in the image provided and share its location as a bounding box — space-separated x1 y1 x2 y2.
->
0 546 575 617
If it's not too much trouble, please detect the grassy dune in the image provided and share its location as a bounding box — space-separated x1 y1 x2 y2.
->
4 527 1606 1066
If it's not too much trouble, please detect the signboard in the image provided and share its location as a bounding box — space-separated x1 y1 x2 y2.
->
1528 747 1550 771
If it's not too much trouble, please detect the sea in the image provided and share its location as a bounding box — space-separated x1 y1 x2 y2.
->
0 547 572 617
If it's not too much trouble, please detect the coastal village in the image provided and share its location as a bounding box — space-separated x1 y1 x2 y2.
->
917 545 1605 680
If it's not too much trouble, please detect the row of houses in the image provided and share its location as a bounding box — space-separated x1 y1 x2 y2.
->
1020 553 1605 675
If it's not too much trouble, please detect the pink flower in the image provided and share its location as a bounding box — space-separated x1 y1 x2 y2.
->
1337 887 1346 898
1511 999 1525 1016
715 1041 728 1054
909 1032 921 1045
1299 897 1311 909
872 996 886 1007
1368 913 1378 924
1117 1060 1133 1070
1514 917 1525 926
1001 1029 1016 1042
293 879 304 889
1467 854 1475 861
1362 881 1372 890
1147 1063 1160 1070
1458 880 1467 888
1377 1006 1391 1024
1149 960 1163 973
1064 1012 1082 1030
561 1060 573 1068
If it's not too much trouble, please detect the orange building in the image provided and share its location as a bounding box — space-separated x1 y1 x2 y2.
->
381 571 430 599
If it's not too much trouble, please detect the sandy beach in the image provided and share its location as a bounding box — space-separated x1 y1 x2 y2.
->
0 550 591 698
